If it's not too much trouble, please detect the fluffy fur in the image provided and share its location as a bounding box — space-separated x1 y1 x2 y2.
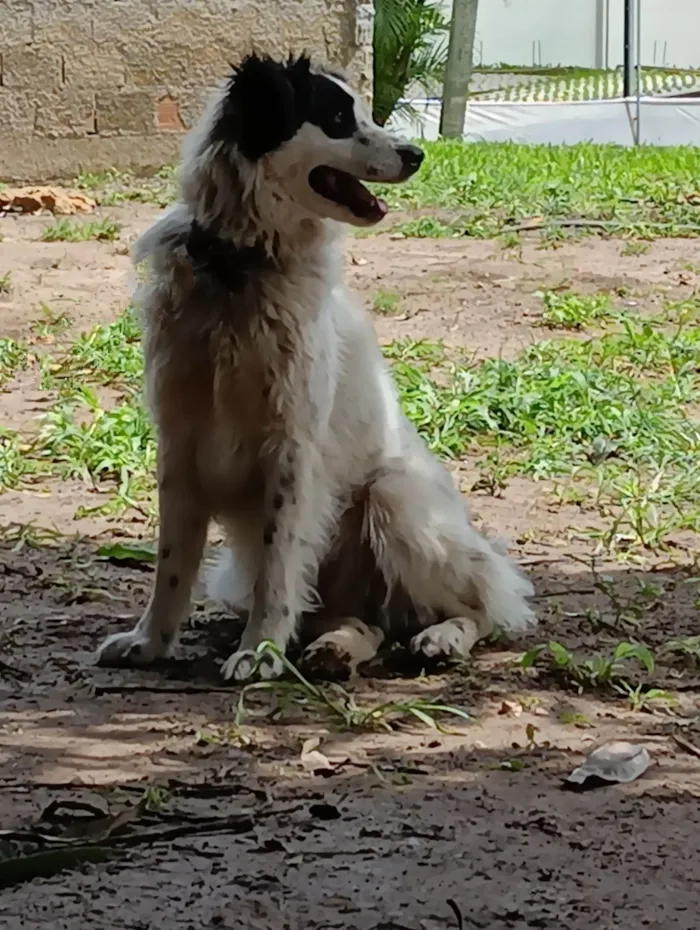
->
96 53 536 681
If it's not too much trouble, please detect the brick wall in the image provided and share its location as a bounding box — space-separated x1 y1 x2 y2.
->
0 0 374 181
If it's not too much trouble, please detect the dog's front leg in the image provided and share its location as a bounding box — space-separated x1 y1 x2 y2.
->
221 441 319 682
97 444 209 666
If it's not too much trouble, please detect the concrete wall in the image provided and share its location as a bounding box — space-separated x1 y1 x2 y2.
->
0 0 374 181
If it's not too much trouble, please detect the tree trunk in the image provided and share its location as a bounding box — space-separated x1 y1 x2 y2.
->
439 0 479 138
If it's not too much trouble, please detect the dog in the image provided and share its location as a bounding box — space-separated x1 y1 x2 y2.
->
96 52 536 682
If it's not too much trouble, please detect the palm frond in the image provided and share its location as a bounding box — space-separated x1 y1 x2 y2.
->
373 0 449 125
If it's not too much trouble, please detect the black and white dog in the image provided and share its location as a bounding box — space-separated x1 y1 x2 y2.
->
97 53 536 681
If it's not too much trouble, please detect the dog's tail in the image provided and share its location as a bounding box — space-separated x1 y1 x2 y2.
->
363 463 537 638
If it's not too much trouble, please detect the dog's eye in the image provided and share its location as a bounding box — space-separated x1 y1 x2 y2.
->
333 112 344 125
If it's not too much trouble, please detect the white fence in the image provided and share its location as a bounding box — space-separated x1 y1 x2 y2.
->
391 97 700 146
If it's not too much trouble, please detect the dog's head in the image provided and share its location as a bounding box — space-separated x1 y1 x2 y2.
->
206 53 424 228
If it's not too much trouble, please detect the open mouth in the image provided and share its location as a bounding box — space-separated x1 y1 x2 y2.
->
309 167 388 223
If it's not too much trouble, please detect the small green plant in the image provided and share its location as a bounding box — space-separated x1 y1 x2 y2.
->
373 288 402 315
41 218 121 242
614 681 677 711
537 289 616 329
31 303 72 339
519 639 655 692
141 785 171 812
235 642 471 732
621 240 651 257
661 635 700 663
392 216 460 238
0 272 12 294
0 338 28 385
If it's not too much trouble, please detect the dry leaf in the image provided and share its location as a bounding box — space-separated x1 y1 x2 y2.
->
300 737 333 772
498 700 523 717
0 186 95 216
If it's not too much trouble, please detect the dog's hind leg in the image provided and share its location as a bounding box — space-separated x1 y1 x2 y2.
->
299 616 385 681
97 444 209 666
365 457 536 663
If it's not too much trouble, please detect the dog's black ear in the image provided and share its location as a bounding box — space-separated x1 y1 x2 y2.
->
212 52 312 160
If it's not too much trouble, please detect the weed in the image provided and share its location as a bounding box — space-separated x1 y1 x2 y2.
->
235 642 471 732
519 639 655 693
0 272 12 294
44 306 141 392
0 338 27 385
661 635 700 663
373 288 402 315
141 786 171 812
536 289 616 330
622 240 652 257
41 218 121 243
615 681 677 711
31 304 72 339
392 216 462 238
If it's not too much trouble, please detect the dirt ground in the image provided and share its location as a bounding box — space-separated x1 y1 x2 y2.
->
2 203 700 928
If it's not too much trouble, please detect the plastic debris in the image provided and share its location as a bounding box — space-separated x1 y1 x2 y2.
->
562 741 651 791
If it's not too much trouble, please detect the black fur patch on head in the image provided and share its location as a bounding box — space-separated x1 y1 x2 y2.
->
211 52 359 160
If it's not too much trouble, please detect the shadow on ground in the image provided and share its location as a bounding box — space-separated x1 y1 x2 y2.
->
1 538 700 928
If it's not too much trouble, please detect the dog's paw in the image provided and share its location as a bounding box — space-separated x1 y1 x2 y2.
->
300 639 354 681
96 628 166 667
300 619 384 681
410 616 481 661
220 648 284 683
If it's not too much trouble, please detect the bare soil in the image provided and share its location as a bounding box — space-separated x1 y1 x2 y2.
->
1 204 700 928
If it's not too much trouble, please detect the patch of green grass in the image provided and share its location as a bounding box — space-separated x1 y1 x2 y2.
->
519 639 677 709
5 297 700 545
0 272 12 294
0 338 28 385
371 141 700 239
661 635 700 664
387 304 700 548
0 429 33 491
537 289 617 330
31 303 72 340
372 288 402 315
31 387 155 500
75 165 176 208
621 240 652 257
43 306 141 392
41 218 121 243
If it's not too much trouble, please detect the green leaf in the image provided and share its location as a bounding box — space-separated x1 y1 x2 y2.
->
96 542 156 565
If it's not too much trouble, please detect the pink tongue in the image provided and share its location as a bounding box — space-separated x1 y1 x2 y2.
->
376 197 388 216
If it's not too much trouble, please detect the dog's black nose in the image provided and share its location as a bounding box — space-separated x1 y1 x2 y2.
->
397 144 425 171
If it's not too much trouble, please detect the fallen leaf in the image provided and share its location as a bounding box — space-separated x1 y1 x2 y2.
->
562 741 651 791
0 186 95 215
672 733 700 759
96 542 156 568
41 798 146 842
300 737 334 773
498 700 523 717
